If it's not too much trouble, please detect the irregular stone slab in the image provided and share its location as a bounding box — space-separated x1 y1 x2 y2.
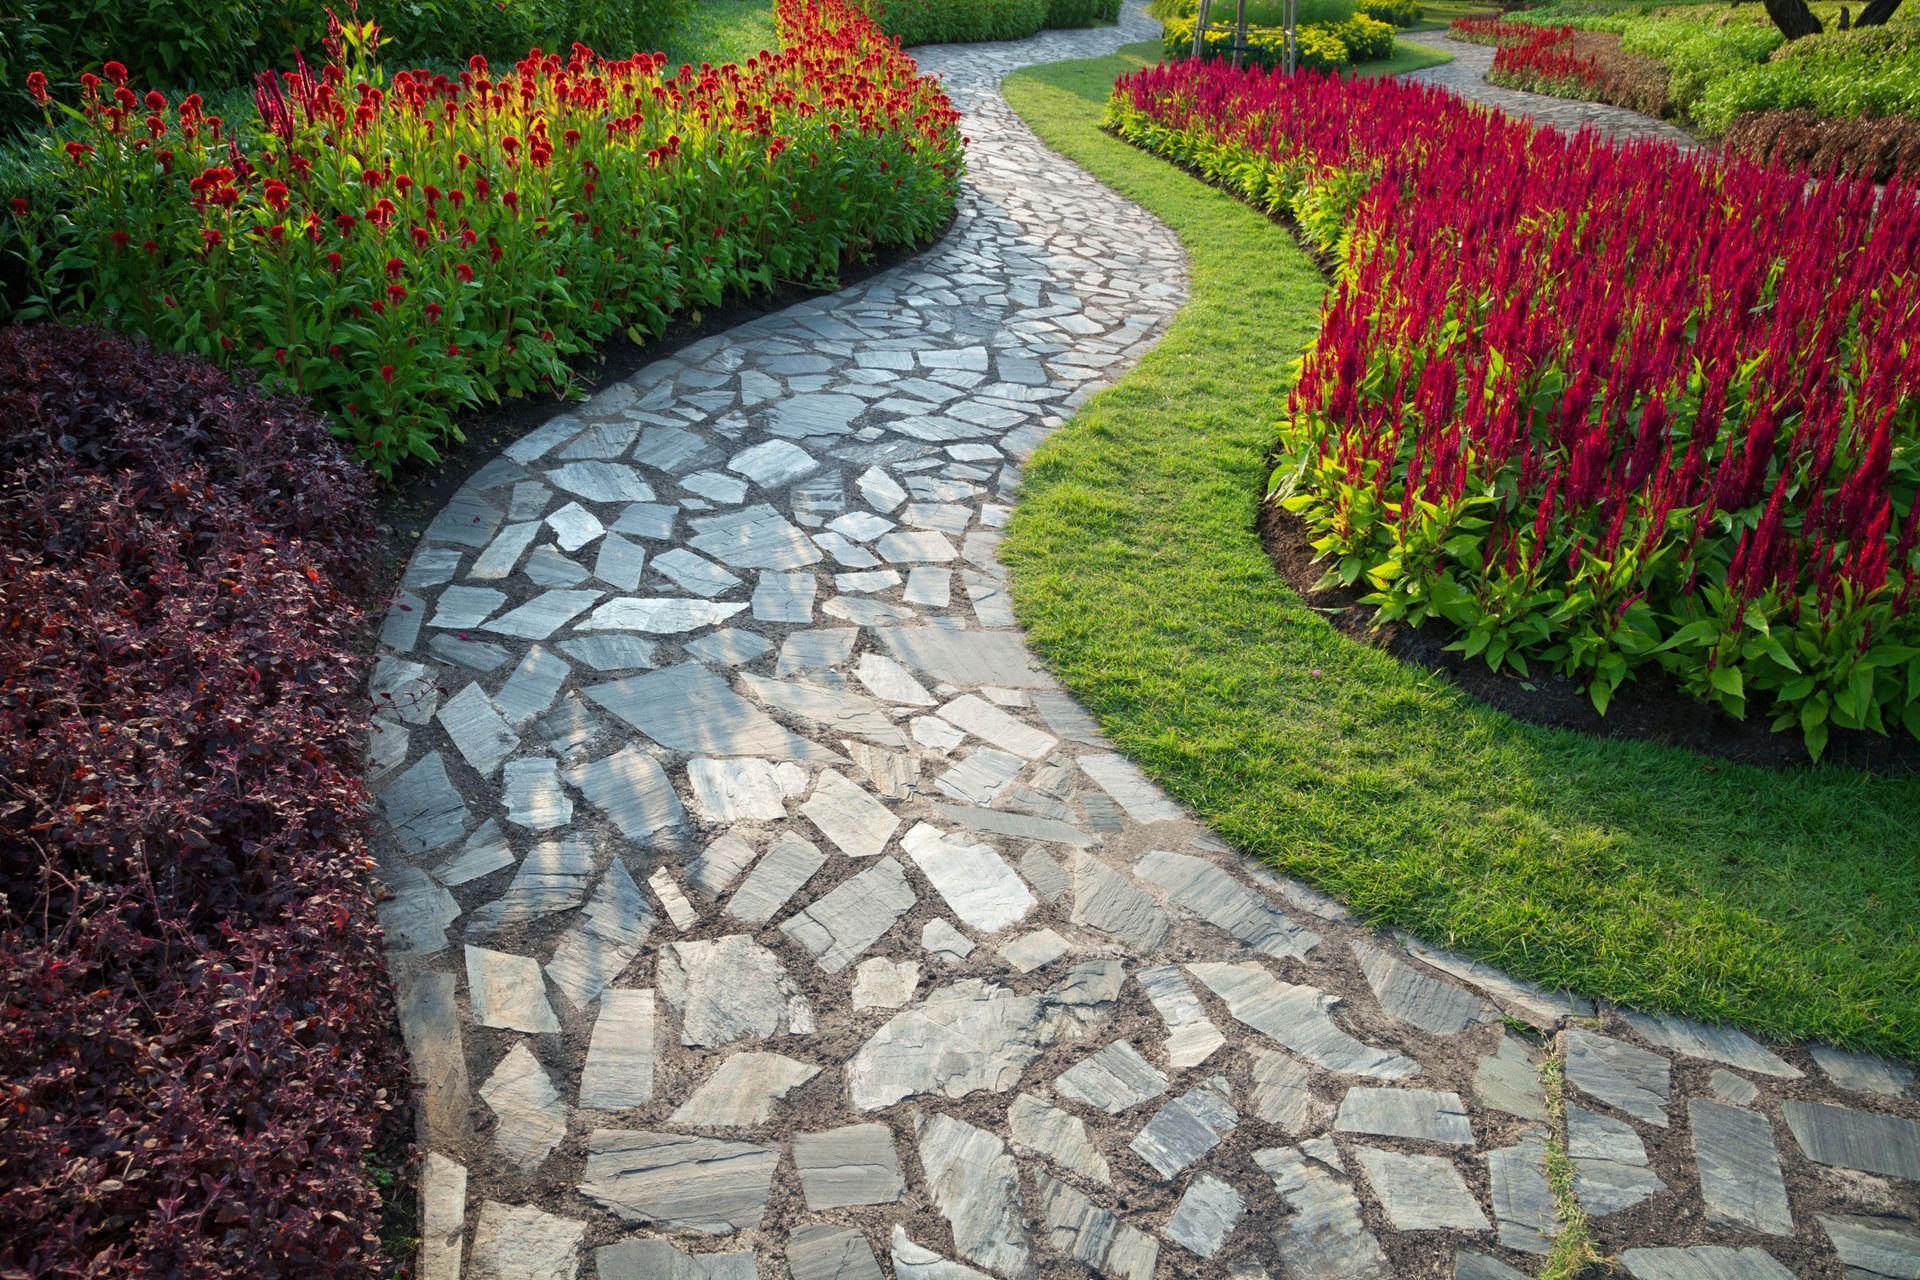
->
1782 1100 1920 1181
1402 937 1592 1030
467 944 560 1034
1620 1010 1801 1079
417 1152 466 1280
466 834 596 934
501 757 574 830
1130 1078 1238 1178
597 1240 754 1280
683 470 749 504
933 749 1025 803
1055 1041 1169 1114
741 673 910 748
845 739 919 801
937 694 1056 757
481 589 600 640
587 663 840 762
876 625 1050 687
612 501 677 541
791 1122 905 1210
1564 1028 1672 1127
777 627 860 675
429 584 507 629
1033 1171 1159 1280
543 860 655 1008
729 835 829 925
1812 1046 1916 1099
478 1042 567 1169
546 502 606 551
1134 964 1225 1070
1009 1091 1111 1184
653 547 743 597
1474 1034 1548 1121
659 935 810 1047
671 1051 821 1128
731 438 819 487
1337 1087 1474 1145
752 571 817 623
426 490 504 549
1137 851 1319 960
891 1228 993 1280
931 802 1098 848
1070 853 1169 953
1455 1253 1531 1280
430 633 515 670
1485 1130 1555 1255
917 1113 1036 1279
632 425 714 474
1001 928 1071 972
1018 846 1071 901
371 655 440 724
1689 1098 1792 1235
578 596 746 633
685 628 772 669
1353 941 1495 1036
381 752 471 854
852 957 921 1009
788 1226 883 1280
648 868 699 929
592 532 647 590
549 460 655 503
687 756 792 823
437 682 520 776
467 1201 585 1280
921 918 975 965
1190 962 1419 1078
1710 1069 1761 1106
1249 1048 1323 1132
579 987 655 1110
1619 1247 1797 1280
848 979 1077 1111
1078 753 1184 823
1354 1146 1490 1231
395 968 473 1144
378 866 461 955
672 831 751 900
854 652 936 705
1168 1173 1245 1258
562 745 685 843
1818 1213 1920 1280
1256 1142 1392 1280
579 1129 778 1232
690 503 824 569
1567 1105 1665 1217
494 645 571 724
903 824 1037 931
781 857 917 974
801 769 901 857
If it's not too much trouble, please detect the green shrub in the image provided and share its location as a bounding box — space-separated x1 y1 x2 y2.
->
1046 0 1124 25
856 0 1049 42
1156 0 1360 27
1357 0 1423 28
1615 16 1777 111
1697 47 1920 130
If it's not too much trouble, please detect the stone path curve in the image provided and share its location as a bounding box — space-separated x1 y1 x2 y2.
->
370 7 1919 1279
1401 30 1701 150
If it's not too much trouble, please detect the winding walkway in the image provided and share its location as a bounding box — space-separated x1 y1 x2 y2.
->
1402 30 1700 150
370 8 1919 1279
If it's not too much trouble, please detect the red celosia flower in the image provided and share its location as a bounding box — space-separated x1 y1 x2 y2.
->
380 364 395 383
102 61 127 86
26 71 49 104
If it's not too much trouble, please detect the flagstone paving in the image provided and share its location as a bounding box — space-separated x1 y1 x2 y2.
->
371 6 1919 1277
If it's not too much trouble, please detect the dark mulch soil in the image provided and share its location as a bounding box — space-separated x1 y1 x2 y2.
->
1257 499 1920 775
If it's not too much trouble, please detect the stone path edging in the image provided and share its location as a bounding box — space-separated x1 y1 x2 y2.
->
1402 30 1700 150
370 8 1919 1279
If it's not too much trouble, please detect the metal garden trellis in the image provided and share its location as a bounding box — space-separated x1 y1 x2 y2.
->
1191 0 1298 73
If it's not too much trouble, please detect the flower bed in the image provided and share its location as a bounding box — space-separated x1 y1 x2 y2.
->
1162 14 1397 70
4 0 963 478
0 324 399 1277
1107 59 1920 754
1457 18 1670 116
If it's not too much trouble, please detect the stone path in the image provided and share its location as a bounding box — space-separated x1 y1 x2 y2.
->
1402 30 1701 150
371 7 1918 1278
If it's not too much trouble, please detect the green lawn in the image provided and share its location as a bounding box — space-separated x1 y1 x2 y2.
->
1000 43 1920 1059
664 0 778 64
1366 37 1452 73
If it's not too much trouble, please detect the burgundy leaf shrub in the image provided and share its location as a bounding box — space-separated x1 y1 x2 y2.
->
0 324 403 1279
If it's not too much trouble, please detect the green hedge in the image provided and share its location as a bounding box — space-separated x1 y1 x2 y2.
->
1357 0 1423 27
1048 0 1126 26
856 0 1119 43
0 0 687 135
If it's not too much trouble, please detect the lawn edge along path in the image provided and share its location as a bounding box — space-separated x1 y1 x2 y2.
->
1000 43 1920 1059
